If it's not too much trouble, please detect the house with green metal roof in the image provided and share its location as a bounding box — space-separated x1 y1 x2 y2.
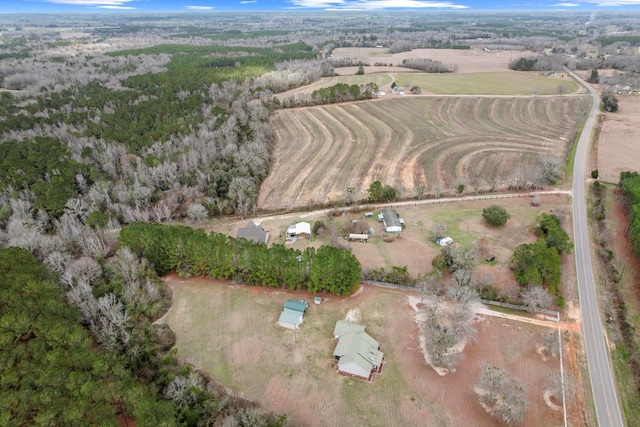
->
333 320 384 381
278 299 308 330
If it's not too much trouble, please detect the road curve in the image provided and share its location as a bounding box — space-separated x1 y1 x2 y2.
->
566 68 625 427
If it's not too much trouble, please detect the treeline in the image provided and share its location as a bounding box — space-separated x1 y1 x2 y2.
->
400 58 456 73
511 213 572 305
310 82 377 104
509 56 566 72
591 179 640 407
119 222 362 296
619 171 640 256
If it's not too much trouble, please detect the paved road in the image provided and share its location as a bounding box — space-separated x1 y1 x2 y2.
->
567 68 625 427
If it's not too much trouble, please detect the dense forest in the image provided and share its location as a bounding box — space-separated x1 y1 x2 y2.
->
0 247 287 426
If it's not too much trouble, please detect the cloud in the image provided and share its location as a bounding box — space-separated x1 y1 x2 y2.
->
240 0 257 3
289 0 468 9
186 5 214 10
578 0 640 4
45 0 134 5
552 2 580 6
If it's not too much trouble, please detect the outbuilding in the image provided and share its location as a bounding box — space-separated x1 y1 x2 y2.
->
278 299 309 330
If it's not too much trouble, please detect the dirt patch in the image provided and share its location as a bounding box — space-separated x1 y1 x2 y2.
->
164 279 569 427
596 95 640 183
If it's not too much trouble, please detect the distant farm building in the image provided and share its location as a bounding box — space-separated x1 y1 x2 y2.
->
286 222 311 240
379 208 404 233
333 320 384 381
236 221 270 244
278 299 309 330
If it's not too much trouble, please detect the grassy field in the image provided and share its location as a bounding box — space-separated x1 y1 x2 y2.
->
163 278 566 427
260 96 584 210
396 71 580 95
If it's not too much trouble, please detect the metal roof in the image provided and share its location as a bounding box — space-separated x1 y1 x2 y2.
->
284 299 308 312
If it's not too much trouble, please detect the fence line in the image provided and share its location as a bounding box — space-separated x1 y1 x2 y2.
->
361 281 560 322
479 299 560 321
362 280 416 291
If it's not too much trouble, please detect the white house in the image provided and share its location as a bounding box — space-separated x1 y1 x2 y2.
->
286 222 311 240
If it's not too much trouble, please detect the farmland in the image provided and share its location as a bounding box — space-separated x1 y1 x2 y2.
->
259 96 585 210
276 70 579 100
331 47 518 74
396 71 580 96
596 96 640 183
163 278 570 427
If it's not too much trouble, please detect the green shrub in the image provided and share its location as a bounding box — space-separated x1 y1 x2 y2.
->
482 205 511 227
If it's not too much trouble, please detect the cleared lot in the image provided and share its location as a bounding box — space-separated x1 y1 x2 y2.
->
163 278 568 427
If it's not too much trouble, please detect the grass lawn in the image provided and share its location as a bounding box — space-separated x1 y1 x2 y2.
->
163 278 565 427
396 71 579 95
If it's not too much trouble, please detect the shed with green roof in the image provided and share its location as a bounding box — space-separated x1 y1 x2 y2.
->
278 299 308 330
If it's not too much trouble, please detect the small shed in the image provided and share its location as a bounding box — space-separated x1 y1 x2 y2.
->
278 299 309 330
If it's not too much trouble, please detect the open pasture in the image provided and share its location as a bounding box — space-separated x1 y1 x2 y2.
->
163 278 566 427
596 96 640 183
397 71 580 96
259 96 584 211
331 47 519 74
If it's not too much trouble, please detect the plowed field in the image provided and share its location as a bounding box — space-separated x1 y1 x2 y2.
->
259 96 584 210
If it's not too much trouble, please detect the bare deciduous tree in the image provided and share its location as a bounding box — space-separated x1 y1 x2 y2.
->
521 285 553 309
475 363 527 425
186 203 208 223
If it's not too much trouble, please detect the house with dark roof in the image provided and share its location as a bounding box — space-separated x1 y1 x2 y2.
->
278 299 309 330
237 221 270 244
378 208 404 234
333 320 384 380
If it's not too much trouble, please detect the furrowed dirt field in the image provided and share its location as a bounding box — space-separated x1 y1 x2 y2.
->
163 279 571 427
596 96 640 183
259 96 584 211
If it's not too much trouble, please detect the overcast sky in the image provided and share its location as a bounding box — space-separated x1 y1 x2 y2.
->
3 0 640 14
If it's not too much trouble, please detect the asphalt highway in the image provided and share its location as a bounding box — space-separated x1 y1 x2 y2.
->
567 68 625 427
